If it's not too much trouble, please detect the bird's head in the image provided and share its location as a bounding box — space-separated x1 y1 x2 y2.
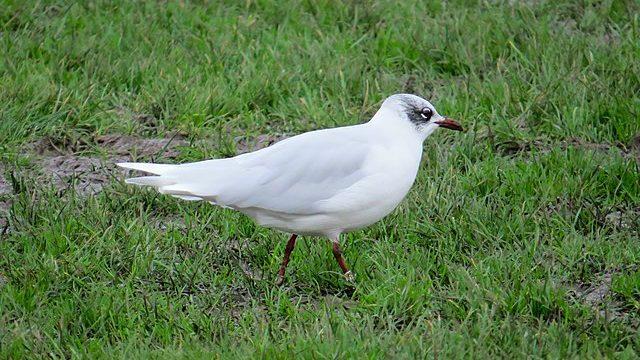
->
374 94 463 140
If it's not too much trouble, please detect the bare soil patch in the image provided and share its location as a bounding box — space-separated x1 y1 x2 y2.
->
95 134 186 159
24 134 188 196
0 165 12 234
495 137 640 162
570 270 635 322
25 132 302 197
0 272 7 290
578 272 613 308
605 209 639 230
629 134 640 165
0 166 10 196
41 155 115 196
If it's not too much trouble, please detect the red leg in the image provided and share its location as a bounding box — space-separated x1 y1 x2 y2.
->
332 241 354 282
275 234 298 285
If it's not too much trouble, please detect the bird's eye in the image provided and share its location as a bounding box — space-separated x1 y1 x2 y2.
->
420 107 433 120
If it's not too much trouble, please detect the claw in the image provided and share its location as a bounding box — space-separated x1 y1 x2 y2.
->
344 270 355 282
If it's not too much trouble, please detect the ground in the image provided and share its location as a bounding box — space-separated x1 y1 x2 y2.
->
1 0 639 358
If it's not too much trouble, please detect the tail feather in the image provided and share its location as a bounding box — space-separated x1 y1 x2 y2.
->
119 162 207 201
119 161 178 193
124 176 175 187
118 161 224 204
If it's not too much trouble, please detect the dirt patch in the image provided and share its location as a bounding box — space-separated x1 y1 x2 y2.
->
28 134 187 159
571 271 630 321
541 197 576 219
0 165 12 234
495 137 638 160
0 272 7 289
153 215 187 232
551 18 620 45
629 134 640 166
542 198 639 233
553 18 579 37
238 259 263 282
0 165 10 195
579 273 613 307
235 134 288 154
95 134 187 159
629 134 640 151
605 209 639 230
27 135 94 155
41 155 116 196
0 201 9 236
24 134 188 196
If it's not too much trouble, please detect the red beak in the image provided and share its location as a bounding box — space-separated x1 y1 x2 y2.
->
434 118 463 131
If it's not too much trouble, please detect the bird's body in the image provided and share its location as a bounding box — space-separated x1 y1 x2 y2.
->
119 94 462 283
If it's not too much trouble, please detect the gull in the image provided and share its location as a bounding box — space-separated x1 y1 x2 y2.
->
118 94 463 284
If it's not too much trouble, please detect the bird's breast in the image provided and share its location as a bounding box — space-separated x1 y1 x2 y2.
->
331 143 422 231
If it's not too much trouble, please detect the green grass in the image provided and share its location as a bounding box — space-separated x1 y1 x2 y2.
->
1 0 639 358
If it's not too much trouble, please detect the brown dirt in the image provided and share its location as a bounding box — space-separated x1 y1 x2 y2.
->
0 204 9 235
629 134 640 166
579 273 613 307
95 134 187 159
24 134 188 196
0 272 7 289
153 215 187 232
629 134 640 151
26 136 89 155
495 137 639 161
20 131 294 198
0 165 10 195
0 165 11 234
571 271 632 321
41 155 115 196
551 18 619 45
604 209 639 230
28 134 187 159
542 197 639 232
238 259 263 282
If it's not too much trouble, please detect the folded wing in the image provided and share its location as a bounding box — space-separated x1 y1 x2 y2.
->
119 127 372 215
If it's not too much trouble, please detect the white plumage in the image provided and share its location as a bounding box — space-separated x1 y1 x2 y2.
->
118 94 462 282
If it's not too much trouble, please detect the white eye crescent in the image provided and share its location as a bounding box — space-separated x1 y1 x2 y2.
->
420 107 433 120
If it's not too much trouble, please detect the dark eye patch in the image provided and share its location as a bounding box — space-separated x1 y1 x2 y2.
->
399 95 433 127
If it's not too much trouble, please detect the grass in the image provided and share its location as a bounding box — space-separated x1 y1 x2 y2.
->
1 0 639 358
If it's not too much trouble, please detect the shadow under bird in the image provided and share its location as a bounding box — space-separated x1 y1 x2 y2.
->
118 94 463 284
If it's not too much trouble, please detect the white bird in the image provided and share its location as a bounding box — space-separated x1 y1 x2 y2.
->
118 94 463 284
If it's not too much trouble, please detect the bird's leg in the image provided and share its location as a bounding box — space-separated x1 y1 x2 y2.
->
275 233 298 285
332 241 354 282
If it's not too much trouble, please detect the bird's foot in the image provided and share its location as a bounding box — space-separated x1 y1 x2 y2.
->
343 270 355 283
275 274 285 286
